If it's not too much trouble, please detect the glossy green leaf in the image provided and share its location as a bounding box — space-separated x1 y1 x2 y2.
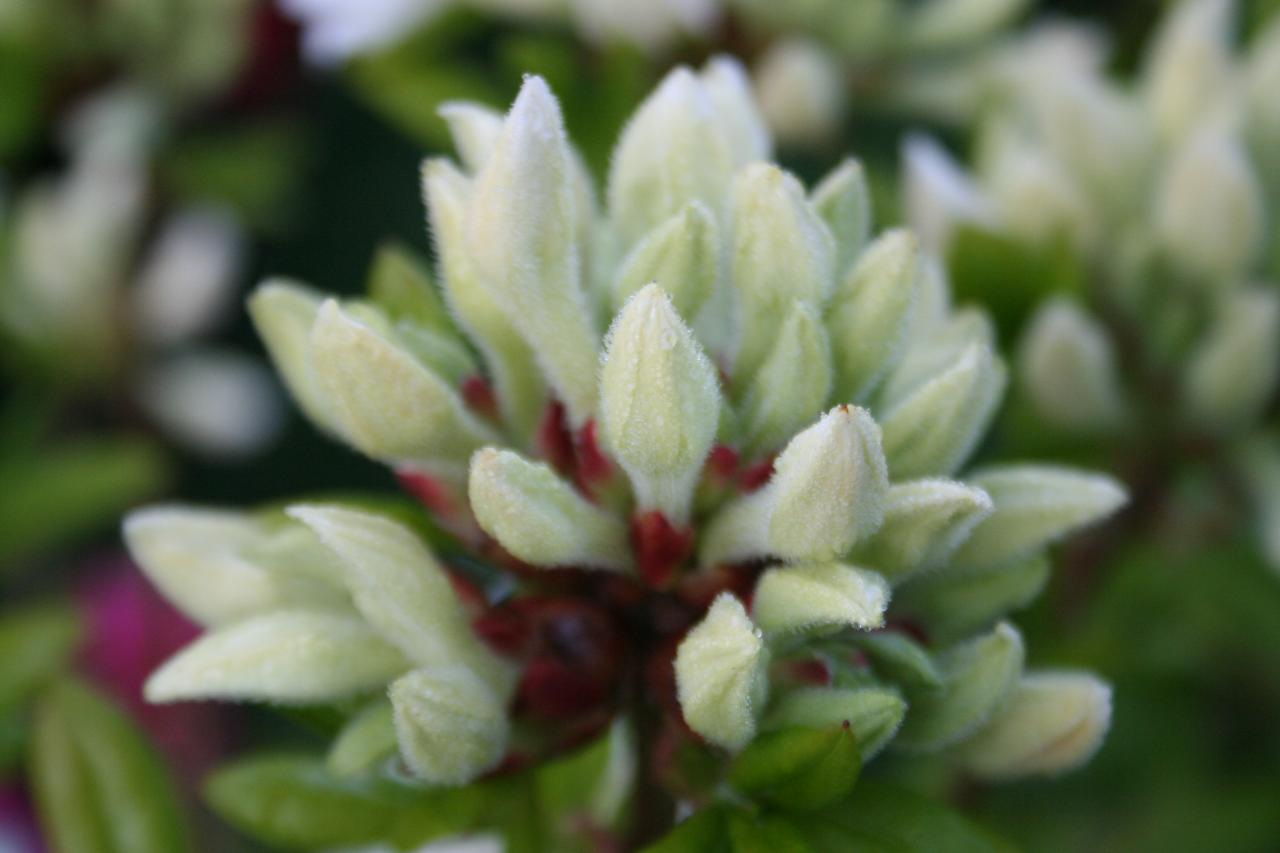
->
729 725 860 811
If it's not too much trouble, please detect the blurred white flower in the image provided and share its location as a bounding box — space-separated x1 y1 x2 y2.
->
753 39 846 146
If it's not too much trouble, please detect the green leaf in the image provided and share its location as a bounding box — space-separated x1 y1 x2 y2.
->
797 784 1013 852
726 811 816 853
644 806 730 853
853 632 942 690
29 678 189 853
205 753 485 850
728 725 861 811
327 699 397 778
0 603 82 710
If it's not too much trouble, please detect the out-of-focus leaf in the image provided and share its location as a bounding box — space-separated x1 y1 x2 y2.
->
0 438 167 570
643 805 730 852
728 725 860 812
0 706 25 777
796 784 1013 852
29 678 189 853
0 603 82 710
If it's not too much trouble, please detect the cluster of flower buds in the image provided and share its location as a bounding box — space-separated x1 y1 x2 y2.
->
906 0 1280 570
125 60 1125 840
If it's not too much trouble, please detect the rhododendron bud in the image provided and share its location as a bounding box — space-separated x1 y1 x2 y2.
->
1184 288 1280 431
739 302 833 454
390 666 510 785
811 158 873 275
1143 0 1236 145
752 563 890 634
767 686 907 759
1019 298 1126 432
610 202 718 319
675 594 768 750
753 39 845 147
854 479 994 581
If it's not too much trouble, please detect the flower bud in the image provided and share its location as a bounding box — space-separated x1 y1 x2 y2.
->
1143 0 1236 145
811 158 872 275
1018 298 1125 432
600 284 721 523
766 687 906 759
959 671 1111 779
895 622 1024 751
611 202 718 320
309 300 499 464
730 163 835 384
674 593 768 751
328 700 396 777
468 448 631 571
880 342 1007 479
390 666 509 786
854 632 943 690
984 136 1096 254
739 302 833 454
438 101 504 174
827 229 921 403
422 158 546 440
950 466 1127 571
853 479 994 581
896 555 1050 643
248 279 342 437
753 39 845 147
752 563 890 634
288 504 512 689
881 308 994 404
468 75 599 425
902 134 995 255
902 0 1030 53
1245 16 1280 182
1184 288 1280 431
146 610 409 704
608 67 734 246
700 56 772 166
1153 126 1266 286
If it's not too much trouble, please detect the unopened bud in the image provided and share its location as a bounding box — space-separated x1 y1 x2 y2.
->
674 593 768 751
766 686 906 759
753 39 845 147
811 158 872 276
390 666 509 785
248 279 342 437
739 302 833 454
1019 298 1125 431
700 55 772 166
1184 288 1280 431
752 562 890 634
438 101 504 174
1143 0 1236 144
853 479 994 581
611 202 718 320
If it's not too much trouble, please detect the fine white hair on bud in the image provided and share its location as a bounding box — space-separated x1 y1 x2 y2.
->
730 163 836 384
739 301 833 455
599 284 722 523
309 299 499 464
674 593 768 751
1142 0 1237 145
853 479 995 582
959 671 1112 779
437 101 504 174
390 666 510 786
811 158 873 278
1184 288 1280 431
467 75 600 426
610 202 719 320
752 562 890 634
1018 297 1126 432
950 466 1128 571
699 55 772 166
469 448 632 571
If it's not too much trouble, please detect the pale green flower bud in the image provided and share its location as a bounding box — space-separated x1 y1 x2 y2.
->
1153 126 1266 285
390 666 510 786
827 229 921 403
146 610 409 704
1143 0 1237 145
437 101 504 174
608 66 734 247
248 279 342 437
896 555 1050 643
288 505 513 690
854 632 943 690
811 158 873 278
600 285 721 523
959 671 1112 779
469 448 632 571
753 39 845 147
951 466 1127 571
880 342 1007 479
985 136 1096 254
674 593 768 751
1018 298 1125 431
853 479 994 582
766 686 906 759
468 75 599 425
752 563 890 634
328 700 396 777
895 622 1024 751
882 308 994 404
309 300 499 464
730 163 836 384
902 134 995 255
422 158 546 441
1184 288 1280 431
700 56 772 166
901 0 1029 53
740 302 833 454
611 202 719 320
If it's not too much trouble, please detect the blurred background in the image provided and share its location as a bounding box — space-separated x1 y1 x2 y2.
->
2 0 1279 850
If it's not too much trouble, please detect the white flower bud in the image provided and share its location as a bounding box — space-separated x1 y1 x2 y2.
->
959 671 1111 779
739 302 833 454
902 0 1029 53
1153 125 1265 285
146 610 409 704
422 158 546 441
767 686 906 759
882 308 994 405
811 158 873 276
752 563 890 634
827 229 921 403
248 279 343 437
1018 298 1125 431
468 448 632 571
895 622 1024 751
984 137 1096 254
897 555 1050 643
700 55 772 166
674 593 768 751
288 505 512 690
438 101 504 174
1143 0 1237 145
600 285 721 522
730 163 836 383
610 202 719 320
390 666 510 786
902 134 995 256
951 466 1127 570
468 76 599 425
854 479 994 582
1184 288 1280 431
309 300 499 464
753 39 845 147
880 342 1007 479
608 67 734 246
